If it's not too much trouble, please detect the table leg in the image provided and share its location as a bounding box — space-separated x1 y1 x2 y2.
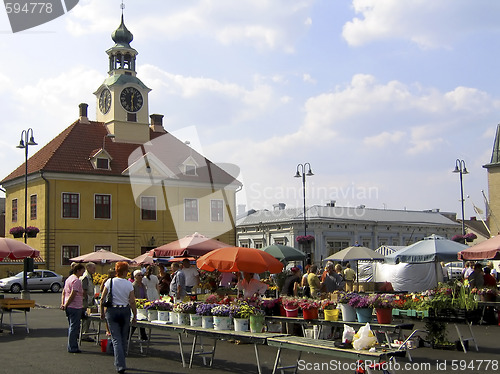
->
189 334 198 368
178 332 186 367
24 310 29 333
254 343 262 374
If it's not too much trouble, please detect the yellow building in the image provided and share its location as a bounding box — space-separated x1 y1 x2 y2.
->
484 124 500 236
1 16 241 275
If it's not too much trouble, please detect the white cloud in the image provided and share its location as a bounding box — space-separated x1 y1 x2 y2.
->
363 131 405 147
342 0 500 49
303 73 316 84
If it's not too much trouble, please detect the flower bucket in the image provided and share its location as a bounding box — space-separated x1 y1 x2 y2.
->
302 307 318 320
179 312 190 325
190 314 202 327
340 303 356 322
100 339 108 353
26 232 37 238
284 307 298 318
157 311 169 322
376 308 392 324
355 307 373 323
250 315 265 333
481 294 496 302
324 309 339 321
233 318 249 332
137 309 148 321
202 315 214 329
213 316 231 330
147 310 158 321
170 312 179 324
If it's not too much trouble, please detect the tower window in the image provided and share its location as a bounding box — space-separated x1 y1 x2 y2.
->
127 113 137 122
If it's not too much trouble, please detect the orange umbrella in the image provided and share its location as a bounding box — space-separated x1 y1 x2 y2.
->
153 232 232 257
196 246 284 274
0 238 41 261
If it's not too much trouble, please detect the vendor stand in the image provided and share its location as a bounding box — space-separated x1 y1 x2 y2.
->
0 298 35 334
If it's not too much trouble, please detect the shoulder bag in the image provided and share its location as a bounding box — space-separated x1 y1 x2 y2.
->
102 278 114 307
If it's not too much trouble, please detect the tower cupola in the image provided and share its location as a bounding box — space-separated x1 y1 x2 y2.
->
106 14 138 76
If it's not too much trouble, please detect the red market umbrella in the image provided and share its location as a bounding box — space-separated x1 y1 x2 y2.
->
196 246 284 274
152 232 232 257
0 238 41 261
458 235 500 260
131 251 155 266
70 249 133 264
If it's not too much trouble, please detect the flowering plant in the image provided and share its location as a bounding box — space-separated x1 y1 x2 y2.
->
135 299 148 309
370 294 395 309
196 303 215 316
321 299 337 310
25 226 39 234
281 297 299 310
296 235 315 244
145 300 172 311
333 291 356 304
9 226 25 235
261 298 279 309
477 288 497 296
211 304 231 317
230 302 254 319
205 294 221 304
180 301 198 314
172 302 184 313
348 294 371 308
298 298 320 310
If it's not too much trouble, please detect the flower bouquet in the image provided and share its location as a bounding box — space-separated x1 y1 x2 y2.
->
281 297 299 310
298 298 320 311
370 294 395 309
25 226 39 237
196 303 214 316
211 304 231 317
181 301 198 314
321 299 337 310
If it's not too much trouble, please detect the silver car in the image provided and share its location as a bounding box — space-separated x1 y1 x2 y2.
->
0 269 63 293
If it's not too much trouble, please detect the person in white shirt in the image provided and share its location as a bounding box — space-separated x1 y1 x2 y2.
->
181 259 199 293
237 272 268 298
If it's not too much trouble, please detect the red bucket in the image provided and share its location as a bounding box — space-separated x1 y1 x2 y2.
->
100 339 108 353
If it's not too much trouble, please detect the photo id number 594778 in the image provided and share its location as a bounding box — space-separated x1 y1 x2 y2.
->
450 360 498 371
5 2 53 14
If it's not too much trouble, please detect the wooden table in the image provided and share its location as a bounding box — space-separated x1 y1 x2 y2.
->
0 299 35 334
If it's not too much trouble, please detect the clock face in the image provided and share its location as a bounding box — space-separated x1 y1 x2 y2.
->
120 87 143 112
98 89 112 114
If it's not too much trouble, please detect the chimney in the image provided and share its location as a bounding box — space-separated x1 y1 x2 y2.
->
326 200 336 207
273 203 286 211
150 114 166 133
79 103 90 124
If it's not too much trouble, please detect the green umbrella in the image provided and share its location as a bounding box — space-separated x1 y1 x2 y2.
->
261 244 306 261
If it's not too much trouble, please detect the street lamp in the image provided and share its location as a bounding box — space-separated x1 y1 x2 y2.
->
16 128 38 299
294 163 314 237
453 159 468 235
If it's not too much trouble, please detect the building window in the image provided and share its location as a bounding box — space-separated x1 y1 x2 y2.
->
185 164 196 175
96 158 110 170
141 196 157 220
62 245 79 265
62 193 79 218
95 194 111 219
127 112 137 122
12 198 17 222
184 198 198 221
326 240 350 256
210 199 224 222
30 195 37 220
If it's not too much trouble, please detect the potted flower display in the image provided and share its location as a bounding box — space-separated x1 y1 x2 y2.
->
281 297 300 317
9 226 25 238
135 299 148 320
298 298 320 320
144 301 159 321
150 300 172 322
296 235 315 244
334 291 357 322
25 226 39 238
348 294 373 323
211 304 232 330
196 303 215 329
230 301 253 331
321 299 339 321
371 294 395 324
261 298 280 316
249 306 266 333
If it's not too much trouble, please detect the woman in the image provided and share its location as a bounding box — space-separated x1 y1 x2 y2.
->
157 263 171 296
100 262 137 374
142 265 160 300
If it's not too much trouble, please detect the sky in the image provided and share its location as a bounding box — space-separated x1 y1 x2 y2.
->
1 0 500 221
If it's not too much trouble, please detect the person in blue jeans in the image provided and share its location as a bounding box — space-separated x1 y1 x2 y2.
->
60 263 85 353
100 261 137 374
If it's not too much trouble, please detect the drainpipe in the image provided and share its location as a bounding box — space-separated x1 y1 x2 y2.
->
40 171 50 270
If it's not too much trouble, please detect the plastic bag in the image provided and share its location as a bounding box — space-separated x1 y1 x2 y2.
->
352 323 377 350
342 324 355 343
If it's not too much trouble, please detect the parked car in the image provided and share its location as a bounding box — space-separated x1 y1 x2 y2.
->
444 261 463 279
0 270 64 293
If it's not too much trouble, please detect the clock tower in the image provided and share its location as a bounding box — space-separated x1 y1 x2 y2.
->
94 14 151 144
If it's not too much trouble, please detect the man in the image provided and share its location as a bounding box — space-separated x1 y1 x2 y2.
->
237 272 268 298
169 262 186 301
181 258 199 294
321 263 345 293
281 267 301 296
80 262 96 341
60 263 85 353
343 263 356 291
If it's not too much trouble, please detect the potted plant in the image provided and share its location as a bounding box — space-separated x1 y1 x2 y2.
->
249 305 266 333
349 294 373 323
371 294 395 324
321 299 339 321
135 298 148 320
298 298 320 320
25 226 39 238
281 297 300 317
196 303 215 328
9 226 25 238
334 291 357 321
150 300 172 321
230 301 253 331
296 235 315 244
211 304 232 330
144 301 159 321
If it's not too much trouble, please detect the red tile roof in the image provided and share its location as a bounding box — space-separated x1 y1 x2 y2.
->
1 120 240 187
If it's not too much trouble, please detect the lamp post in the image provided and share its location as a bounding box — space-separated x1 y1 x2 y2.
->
16 128 37 299
453 159 468 236
294 163 314 237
